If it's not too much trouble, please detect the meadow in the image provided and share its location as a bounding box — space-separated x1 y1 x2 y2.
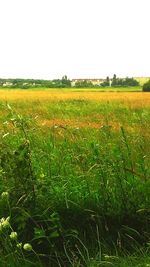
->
0 89 150 267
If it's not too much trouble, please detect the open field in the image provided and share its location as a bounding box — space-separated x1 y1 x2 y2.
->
0 86 142 94
0 88 148 104
0 89 150 266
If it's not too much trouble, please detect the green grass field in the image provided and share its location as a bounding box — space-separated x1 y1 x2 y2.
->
0 85 142 92
0 89 150 266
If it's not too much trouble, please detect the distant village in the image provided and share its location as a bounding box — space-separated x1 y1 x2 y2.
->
0 76 149 88
1 77 108 88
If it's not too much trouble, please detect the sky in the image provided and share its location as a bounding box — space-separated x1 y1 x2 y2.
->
0 0 150 80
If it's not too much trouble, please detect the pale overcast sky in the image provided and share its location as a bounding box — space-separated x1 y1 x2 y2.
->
0 0 150 79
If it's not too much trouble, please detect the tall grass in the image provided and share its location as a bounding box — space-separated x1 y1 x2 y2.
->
0 92 150 266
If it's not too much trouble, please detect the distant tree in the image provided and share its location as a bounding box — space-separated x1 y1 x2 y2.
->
62 75 71 87
111 75 139 87
51 76 71 88
106 76 110 83
20 84 30 89
112 74 117 86
62 75 67 80
123 77 139 87
0 79 5 86
143 80 150 91
101 76 110 87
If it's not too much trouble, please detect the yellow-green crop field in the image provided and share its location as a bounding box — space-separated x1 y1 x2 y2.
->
0 89 150 267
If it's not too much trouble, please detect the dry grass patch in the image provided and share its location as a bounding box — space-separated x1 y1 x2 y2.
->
1 90 150 108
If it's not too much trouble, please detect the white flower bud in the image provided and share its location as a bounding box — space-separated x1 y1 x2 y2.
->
2 218 10 229
1 192 9 200
10 231 18 240
23 243 32 251
17 242 22 249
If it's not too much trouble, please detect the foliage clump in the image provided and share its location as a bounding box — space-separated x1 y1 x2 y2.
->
143 80 150 91
111 74 139 87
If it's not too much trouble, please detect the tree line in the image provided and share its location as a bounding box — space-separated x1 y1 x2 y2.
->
0 76 71 89
101 74 139 87
0 74 142 89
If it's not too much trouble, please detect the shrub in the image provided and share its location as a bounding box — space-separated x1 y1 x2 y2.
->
143 80 150 91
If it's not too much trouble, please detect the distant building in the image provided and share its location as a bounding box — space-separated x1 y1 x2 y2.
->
71 78 104 87
3 82 13 87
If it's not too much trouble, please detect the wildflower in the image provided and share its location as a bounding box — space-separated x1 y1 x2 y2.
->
23 243 33 251
0 217 5 223
10 231 18 241
2 219 10 229
104 254 118 261
40 173 45 178
0 217 10 229
1 192 9 200
17 242 22 249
